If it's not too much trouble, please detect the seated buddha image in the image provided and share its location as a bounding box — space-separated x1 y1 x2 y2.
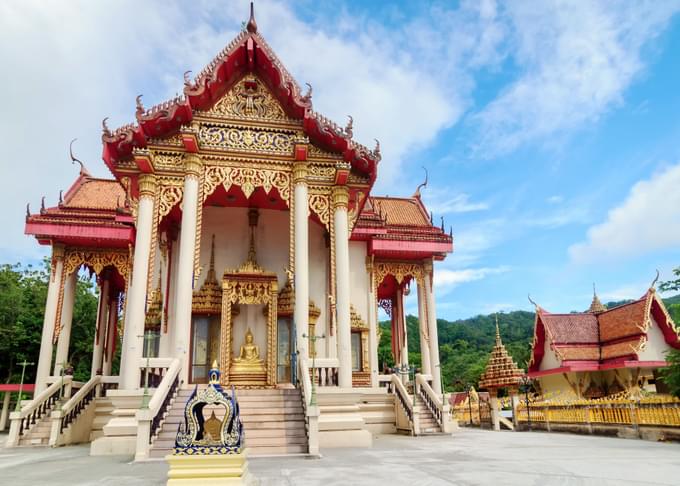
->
232 327 265 372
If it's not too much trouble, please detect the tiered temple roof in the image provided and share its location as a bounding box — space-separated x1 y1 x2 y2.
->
529 286 680 377
478 317 524 390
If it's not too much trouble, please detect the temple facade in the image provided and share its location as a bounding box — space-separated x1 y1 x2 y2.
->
528 285 680 399
14 6 453 457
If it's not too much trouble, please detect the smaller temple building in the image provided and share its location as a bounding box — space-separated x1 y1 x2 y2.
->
528 284 680 399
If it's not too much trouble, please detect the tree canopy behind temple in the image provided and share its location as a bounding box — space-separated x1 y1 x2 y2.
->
0 261 99 384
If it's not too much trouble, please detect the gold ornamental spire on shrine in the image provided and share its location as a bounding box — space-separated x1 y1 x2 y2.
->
587 283 607 313
478 314 524 390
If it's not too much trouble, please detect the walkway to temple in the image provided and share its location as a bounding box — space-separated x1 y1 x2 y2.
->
1 429 679 485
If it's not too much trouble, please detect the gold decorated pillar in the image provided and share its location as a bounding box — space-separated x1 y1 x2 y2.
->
424 259 442 394
293 161 309 364
120 174 158 389
366 257 379 387
35 245 65 393
416 279 431 375
90 274 110 377
333 185 352 388
102 294 119 377
173 154 203 384
53 271 77 376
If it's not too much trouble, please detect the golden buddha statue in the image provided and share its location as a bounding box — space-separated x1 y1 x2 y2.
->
231 328 265 373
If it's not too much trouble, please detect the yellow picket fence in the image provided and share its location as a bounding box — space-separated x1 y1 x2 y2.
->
516 395 680 427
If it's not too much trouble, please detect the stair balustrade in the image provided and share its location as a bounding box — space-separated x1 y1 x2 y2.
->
134 358 181 462
299 358 319 456
309 358 339 387
6 376 75 447
415 373 454 433
391 374 417 435
49 375 120 446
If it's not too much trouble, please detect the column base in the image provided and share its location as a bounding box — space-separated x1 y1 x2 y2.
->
166 450 255 486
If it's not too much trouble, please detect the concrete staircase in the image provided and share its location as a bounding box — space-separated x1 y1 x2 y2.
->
17 413 52 446
416 395 442 435
149 387 308 458
89 397 115 441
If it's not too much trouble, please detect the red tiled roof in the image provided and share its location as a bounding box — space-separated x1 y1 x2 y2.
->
64 178 125 210
370 196 430 226
540 313 598 344
598 297 649 342
530 289 680 373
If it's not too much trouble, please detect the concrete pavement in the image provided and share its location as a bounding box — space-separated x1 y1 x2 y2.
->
1 429 678 485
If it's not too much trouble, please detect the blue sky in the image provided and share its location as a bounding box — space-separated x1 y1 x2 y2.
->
1 1 680 320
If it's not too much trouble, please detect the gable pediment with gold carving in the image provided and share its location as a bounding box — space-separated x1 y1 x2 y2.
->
198 75 298 125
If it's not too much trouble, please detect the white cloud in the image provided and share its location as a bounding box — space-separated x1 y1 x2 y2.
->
547 195 564 205
470 0 680 156
424 191 489 215
569 163 680 263
434 266 510 291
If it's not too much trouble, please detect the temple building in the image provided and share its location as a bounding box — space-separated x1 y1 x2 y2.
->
11 5 454 457
528 284 680 399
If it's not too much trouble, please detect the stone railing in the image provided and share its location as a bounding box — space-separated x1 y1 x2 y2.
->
516 395 680 436
6 376 76 447
134 358 181 461
49 375 119 446
139 358 175 389
391 374 417 435
309 358 339 387
298 358 319 456
415 374 453 433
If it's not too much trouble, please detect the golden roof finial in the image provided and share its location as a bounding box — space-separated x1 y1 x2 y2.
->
650 269 660 292
588 283 607 313
246 1 257 33
414 166 428 198
495 313 502 346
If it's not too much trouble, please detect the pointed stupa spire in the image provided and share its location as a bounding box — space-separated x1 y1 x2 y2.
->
478 313 524 390
495 313 502 346
588 283 607 313
207 234 216 281
246 2 258 33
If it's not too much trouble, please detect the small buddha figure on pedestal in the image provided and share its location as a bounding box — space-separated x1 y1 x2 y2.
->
231 328 265 374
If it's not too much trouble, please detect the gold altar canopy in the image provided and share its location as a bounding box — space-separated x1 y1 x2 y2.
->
220 209 278 387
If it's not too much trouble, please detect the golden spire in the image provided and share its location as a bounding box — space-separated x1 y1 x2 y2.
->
207 234 216 281
495 313 502 346
588 283 607 313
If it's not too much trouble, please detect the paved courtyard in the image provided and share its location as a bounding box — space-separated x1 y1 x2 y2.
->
1 429 679 485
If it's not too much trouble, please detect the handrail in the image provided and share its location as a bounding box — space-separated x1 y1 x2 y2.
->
391 374 413 423
416 374 444 429
6 376 73 447
54 376 100 436
299 358 319 456
134 358 181 462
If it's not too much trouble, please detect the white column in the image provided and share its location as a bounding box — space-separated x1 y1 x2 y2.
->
35 246 65 393
417 282 431 375
396 288 409 370
333 186 352 388
102 295 118 376
91 276 110 377
54 271 77 376
0 391 10 431
293 162 309 364
366 257 378 387
424 261 442 394
119 174 157 389
173 154 202 383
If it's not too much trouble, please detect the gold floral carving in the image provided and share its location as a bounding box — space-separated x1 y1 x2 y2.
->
309 193 330 230
204 75 290 123
199 124 295 155
157 181 184 219
63 248 130 283
373 261 425 288
309 164 335 180
153 152 183 170
202 165 291 203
